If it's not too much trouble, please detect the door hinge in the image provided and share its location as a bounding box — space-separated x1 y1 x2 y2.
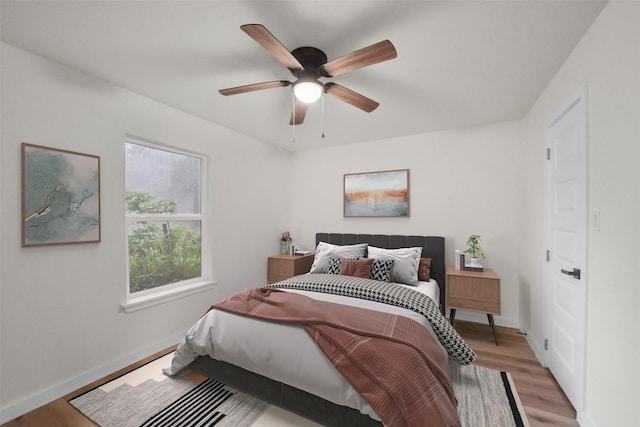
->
546 147 551 160
544 339 548 350
546 250 550 262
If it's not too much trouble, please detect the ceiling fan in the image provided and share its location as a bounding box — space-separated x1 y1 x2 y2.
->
219 24 397 125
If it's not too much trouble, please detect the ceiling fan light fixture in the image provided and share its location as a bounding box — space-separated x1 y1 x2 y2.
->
293 80 323 103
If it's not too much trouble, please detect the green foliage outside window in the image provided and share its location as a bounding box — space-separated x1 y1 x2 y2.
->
127 191 201 293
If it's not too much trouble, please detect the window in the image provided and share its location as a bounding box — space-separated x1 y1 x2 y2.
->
123 137 211 311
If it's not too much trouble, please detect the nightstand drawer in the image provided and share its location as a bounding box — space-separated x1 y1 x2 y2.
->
267 254 314 283
446 267 501 315
448 277 500 314
448 276 499 298
269 258 293 277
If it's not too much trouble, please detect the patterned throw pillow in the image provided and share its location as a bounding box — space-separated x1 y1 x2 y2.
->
418 258 432 281
369 259 394 282
327 257 343 275
339 259 374 278
367 246 423 285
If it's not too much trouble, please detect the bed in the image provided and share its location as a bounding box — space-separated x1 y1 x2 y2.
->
165 233 476 427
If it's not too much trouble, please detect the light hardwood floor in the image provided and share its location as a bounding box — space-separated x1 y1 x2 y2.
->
456 320 578 427
2 320 576 427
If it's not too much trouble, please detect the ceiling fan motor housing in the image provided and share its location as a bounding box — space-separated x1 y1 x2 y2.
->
290 47 328 79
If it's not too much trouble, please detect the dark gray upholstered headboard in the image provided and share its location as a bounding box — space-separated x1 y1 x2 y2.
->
315 233 446 314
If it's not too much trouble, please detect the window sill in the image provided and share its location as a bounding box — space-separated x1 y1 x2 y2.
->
121 280 217 313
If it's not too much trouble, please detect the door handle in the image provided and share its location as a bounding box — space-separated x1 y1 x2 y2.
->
561 268 581 279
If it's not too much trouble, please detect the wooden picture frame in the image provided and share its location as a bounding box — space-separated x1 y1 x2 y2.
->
344 169 410 217
22 143 101 247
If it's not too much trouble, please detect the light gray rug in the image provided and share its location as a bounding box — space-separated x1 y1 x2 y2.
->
70 373 267 427
450 361 529 427
70 354 528 427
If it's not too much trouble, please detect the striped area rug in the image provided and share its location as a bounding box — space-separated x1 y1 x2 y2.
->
69 353 529 427
140 378 250 427
68 353 268 427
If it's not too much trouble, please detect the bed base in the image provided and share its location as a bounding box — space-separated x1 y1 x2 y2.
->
190 357 383 427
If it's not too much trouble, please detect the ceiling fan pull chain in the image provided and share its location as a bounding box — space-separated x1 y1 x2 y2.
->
321 92 326 139
292 91 296 143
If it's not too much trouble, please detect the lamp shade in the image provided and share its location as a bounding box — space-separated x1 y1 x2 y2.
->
293 81 322 103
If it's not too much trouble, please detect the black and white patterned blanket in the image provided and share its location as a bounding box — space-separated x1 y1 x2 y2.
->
268 274 476 365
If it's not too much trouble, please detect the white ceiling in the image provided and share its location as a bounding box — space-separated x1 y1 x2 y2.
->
1 0 607 152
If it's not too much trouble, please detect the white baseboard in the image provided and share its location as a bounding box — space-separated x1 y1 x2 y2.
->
577 411 596 427
0 332 184 424
524 332 546 366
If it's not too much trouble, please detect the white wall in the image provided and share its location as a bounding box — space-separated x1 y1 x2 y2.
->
518 2 640 426
3 3 638 425
290 122 521 327
0 43 292 421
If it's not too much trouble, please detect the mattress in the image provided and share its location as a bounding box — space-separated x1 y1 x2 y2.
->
411 278 440 302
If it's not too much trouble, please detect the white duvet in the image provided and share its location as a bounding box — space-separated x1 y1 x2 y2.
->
164 281 443 421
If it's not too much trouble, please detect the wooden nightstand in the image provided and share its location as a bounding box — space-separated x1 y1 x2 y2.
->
268 254 315 283
446 265 501 345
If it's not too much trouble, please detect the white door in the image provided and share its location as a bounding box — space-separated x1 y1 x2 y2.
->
544 86 588 412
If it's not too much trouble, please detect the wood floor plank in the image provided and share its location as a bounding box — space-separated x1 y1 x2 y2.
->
2 322 576 427
525 406 580 427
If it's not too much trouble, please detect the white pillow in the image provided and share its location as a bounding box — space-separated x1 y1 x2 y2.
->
309 242 368 273
367 246 422 285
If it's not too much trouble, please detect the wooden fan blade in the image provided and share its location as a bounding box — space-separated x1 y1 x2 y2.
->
289 99 308 125
320 40 397 77
324 83 379 112
219 80 290 96
241 24 303 70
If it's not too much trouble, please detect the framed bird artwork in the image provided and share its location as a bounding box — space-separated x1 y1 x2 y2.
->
22 143 100 247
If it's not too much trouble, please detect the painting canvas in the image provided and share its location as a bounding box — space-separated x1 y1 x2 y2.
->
344 169 409 217
22 143 101 247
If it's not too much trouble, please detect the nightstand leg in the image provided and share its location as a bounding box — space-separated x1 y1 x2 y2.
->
487 314 499 346
449 308 457 326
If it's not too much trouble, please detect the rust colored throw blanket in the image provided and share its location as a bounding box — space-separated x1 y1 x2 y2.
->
214 288 461 427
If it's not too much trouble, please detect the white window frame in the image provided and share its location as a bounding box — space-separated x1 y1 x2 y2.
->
121 135 215 313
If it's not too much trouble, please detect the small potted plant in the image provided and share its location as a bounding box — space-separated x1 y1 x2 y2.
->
464 234 485 267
